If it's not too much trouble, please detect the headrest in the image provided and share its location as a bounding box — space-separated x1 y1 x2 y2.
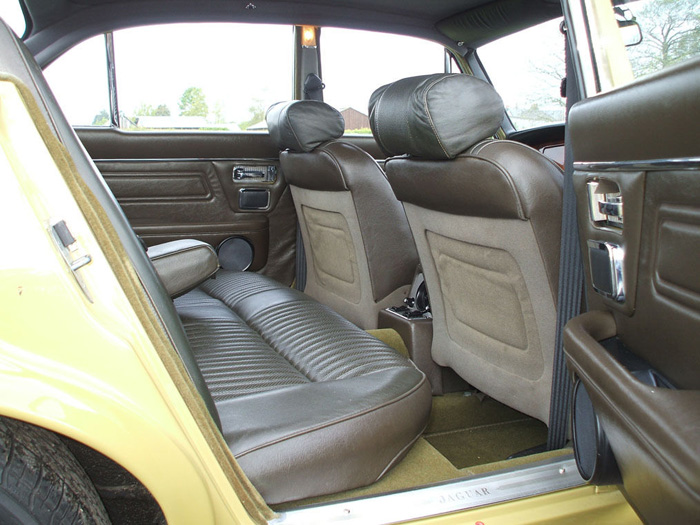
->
369 74 504 159
266 100 345 152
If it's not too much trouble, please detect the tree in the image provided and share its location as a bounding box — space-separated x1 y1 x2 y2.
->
509 29 566 128
178 87 208 117
627 0 700 77
154 104 170 116
210 101 226 124
134 103 154 116
91 109 109 126
239 99 265 130
134 103 171 117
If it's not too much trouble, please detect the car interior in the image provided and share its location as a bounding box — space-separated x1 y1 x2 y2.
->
1 0 698 522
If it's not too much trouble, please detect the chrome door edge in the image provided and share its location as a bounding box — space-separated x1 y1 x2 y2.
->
575 157 700 172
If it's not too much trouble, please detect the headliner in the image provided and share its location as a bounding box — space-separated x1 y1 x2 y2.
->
20 0 562 66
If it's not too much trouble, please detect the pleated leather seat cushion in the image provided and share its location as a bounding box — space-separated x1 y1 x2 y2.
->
174 270 431 504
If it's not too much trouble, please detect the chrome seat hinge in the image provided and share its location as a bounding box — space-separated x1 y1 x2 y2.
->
49 219 93 302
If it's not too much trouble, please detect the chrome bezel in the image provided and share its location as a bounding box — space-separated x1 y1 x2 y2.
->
587 240 625 303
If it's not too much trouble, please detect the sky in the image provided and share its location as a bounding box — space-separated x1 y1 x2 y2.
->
0 1 25 36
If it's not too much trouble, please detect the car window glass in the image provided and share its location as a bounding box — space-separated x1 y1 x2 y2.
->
0 1 26 38
320 28 445 135
621 0 699 80
478 18 566 131
44 36 111 127
45 24 293 131
113 23 292 131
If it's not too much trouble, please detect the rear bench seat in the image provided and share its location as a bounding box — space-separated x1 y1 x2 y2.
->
0 17 430 505
174 270 432 504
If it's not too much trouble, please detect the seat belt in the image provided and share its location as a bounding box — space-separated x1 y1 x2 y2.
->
303 73 325 101
546 21 585 450
293 73 324 290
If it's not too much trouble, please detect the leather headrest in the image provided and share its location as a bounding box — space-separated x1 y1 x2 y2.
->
266 100 345 152
369 74 504 159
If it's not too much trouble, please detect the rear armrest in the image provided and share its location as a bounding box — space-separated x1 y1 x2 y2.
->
148 240 219 298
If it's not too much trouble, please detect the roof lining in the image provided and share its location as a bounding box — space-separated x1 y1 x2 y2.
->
22 0 563 67
436 0 563 49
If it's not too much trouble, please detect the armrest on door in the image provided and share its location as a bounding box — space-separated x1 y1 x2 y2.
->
564 311 700 522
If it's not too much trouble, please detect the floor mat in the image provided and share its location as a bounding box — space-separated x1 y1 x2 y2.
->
425 417 548 469
423 392 548 469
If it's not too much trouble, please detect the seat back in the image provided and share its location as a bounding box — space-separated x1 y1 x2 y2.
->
370 74 563 423
266 101 418 329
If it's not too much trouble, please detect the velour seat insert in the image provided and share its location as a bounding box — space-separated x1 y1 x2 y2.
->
369 74 563 424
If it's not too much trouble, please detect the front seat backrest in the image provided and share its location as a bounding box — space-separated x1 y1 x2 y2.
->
369 74 563 423
266 101 418 329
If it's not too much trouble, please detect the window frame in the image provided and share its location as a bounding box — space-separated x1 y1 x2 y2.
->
46 22 461 133
50 23 296 133
473 17 568 133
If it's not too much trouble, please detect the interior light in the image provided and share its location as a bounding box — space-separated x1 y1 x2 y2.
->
301 26 317 48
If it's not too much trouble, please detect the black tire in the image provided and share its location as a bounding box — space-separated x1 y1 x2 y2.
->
0 417 110 524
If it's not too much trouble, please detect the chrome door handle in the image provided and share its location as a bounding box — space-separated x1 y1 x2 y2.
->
598 200 623 217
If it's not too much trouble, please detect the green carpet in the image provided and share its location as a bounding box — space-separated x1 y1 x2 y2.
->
425 392 532 434
424 392 548 469
425 418 548 469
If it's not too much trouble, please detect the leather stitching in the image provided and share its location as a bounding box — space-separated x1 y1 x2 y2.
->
423 75 452 159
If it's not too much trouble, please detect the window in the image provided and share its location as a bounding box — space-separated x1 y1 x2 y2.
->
114 24 292 131
320 28 445 134
622 0 700 80
570 0 699 95
44 23 293 131
0 1 26 38
44 36 110 127
478 19 566 131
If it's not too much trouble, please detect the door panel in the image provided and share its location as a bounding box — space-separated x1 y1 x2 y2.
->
565 58 700 523
78 128 297 284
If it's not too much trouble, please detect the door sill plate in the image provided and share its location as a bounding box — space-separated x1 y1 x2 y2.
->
271 456 583 524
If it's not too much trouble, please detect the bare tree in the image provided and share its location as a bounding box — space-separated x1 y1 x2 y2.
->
628 0 700 76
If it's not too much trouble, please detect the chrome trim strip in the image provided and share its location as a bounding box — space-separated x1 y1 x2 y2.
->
104 33 120 129
575 158 700 172
92 158 280 163
270 457 583 525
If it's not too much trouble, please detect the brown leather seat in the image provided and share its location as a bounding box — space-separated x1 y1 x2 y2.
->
175 270 431 503
265 101 419 329
369 74 563 423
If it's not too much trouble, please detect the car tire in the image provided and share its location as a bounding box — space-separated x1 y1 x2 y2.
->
0 417 110 524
